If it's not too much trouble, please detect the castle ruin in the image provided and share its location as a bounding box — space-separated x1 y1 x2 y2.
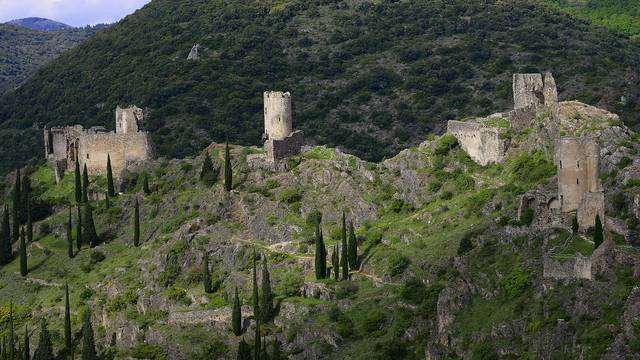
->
555 137 605 230
446 120 508 166
263 91 303 162
513 72 558 109
44 105 154 182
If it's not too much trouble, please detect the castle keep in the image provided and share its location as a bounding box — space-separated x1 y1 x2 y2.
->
44 106 154 182
263 91 303 162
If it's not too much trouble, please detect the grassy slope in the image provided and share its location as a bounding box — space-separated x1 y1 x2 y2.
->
0 0 639 175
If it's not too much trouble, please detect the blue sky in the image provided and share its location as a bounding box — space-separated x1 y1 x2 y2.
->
0 0 152 27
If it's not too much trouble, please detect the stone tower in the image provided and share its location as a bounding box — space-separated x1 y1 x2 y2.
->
264 91 293 141
116 106 144 134
262 91 303 162
555 137 604 229
513 72 558 109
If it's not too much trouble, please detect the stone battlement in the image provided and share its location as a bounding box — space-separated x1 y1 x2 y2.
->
446 120 508 166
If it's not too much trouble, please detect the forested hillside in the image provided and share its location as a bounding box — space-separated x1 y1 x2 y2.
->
0 0 639 175
543 0 640 36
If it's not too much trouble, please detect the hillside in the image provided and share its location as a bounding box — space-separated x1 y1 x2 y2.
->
6 18 73 32
543 0 640 36
0 91 639 359
0 24 100 95
0 0 639 176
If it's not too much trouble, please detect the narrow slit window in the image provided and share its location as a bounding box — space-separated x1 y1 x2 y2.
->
577 178 579 185
559 161 563 169
577 160 580 168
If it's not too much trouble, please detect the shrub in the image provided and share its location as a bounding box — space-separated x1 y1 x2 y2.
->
518 207 534 226
434 134 459 156
509 151 555 185
274 269 304 297
388 198 414 213
387 253 410 276
472 343 498 360
129 343 168 360
278 187 303 204
617 156 633 169
501 263 532 298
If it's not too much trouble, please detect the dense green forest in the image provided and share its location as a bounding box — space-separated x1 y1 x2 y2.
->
544 0 640 36
0 0 639 175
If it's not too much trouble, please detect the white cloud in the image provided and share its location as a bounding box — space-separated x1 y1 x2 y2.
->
0 0 151 26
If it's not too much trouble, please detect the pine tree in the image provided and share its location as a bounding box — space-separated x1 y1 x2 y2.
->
22 325 29 360
0 206 11 265
200 152 217 185
19 227 27 276
341 213 348 280
260 255 274 323
252 249 260 321
64 284 73 358
67 208 73 259
133 199 140 247
253 319 261 360
232 287 242 336
224 142 232 192
33 318 53 360
23 176 32 243
236 339 251 360
142 173 151 195
75 205 82 251
332 244 339 280
314 222 326 280
74 157 82 204
347 221 357 270
12 169 21 243
82 165 89 203
80 312 96 360
594 214 604 249
106 154 115 198
82 204 99 248
572 214 579 235
202 253 212 293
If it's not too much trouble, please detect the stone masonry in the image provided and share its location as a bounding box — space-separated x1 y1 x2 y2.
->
263 91 303 162
446 120 508 166
44 106 154 182
513 72 558 109
555 137 605 230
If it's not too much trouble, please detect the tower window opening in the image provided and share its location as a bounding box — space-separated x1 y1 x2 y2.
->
577 160 580 168
559 160 563 169
577 178 579 185
87 154 90 159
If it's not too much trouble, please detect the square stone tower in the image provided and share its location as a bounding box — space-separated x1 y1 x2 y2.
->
116 106 144 134
263 91 303 162
513 72 558 109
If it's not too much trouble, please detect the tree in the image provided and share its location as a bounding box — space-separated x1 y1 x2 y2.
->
332 244 339 280
23 175 32 243
271 339 282 360
82 204 99 248
224 142 232 192
253 319 261 360
236 339 251 360
572 214 579 235
260 255 274 323
74 157 82 204
133 199 140 247
594 214 604 249
203 253 212 293
33 318 53 360
19 227 27 276
64 284 73 358
314 222 326 280
67 207 73 259
105 189 110 209
82 164 89 203
252 249 260 321
142 172 151 195
22 325 29 360
81 312 97 360
340 213 348 280
200 152 217 185
0 205 11 265
12 169 21 243
232 287 242 336
347 221 358 270
75 205 82 251
106 154 115 197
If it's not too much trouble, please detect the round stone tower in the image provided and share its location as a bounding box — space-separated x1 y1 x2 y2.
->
264 91 293 141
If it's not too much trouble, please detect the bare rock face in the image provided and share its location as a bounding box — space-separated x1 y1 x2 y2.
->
302 282 336 301
187 44 200 60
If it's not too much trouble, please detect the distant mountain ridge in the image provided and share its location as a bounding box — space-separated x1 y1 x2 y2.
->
6 17 73 32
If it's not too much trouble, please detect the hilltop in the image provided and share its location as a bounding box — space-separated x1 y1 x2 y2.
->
0 0 639 176
6 18 73 32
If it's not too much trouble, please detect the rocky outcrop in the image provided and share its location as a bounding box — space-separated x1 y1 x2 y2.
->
187 44 200 60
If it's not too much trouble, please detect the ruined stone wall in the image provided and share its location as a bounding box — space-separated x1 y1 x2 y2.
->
578 192 605 230
446 121 508 166
264 91 293 141
513 72 558 109
555 137 601 212
78 132 154 176
116 106 143 134
265 131 303 163
543 254 592 280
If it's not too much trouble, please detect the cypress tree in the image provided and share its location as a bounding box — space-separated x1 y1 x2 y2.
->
22 325 29 360
64 284 72 358
260 255 273 323
67 207 73 259
0 206 11 265
252 249 260 321
80 312 96 360
271 339 282 360
12 169 21 243
232 287 242 336
133 199 140 247
572 214 579 235
74 157 82 204
104 190 110 209
19 227 27 276
347 220 357 270
23 176 32 243
594 214 604 249
106 154 115 198
200 152 216 185
236 339 251 360
332 244 339 280
82 165 89 203
33 318 53 360
261 336 269 360
341 213 348 280
253 319 261 360
314 222 326 280
142 173 151 195
202 253 212 294
224 142 232 192
82 204 99 248
75 205 82 251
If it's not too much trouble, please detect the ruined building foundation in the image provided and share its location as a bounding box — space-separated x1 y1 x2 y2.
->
44 105 154 182
263 91 303 162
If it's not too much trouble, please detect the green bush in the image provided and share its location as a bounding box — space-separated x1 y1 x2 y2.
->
434 134 459 156
387 253 410 276
501 263 532 298
518 207 534 226
509 151 555 185
129 343 168 360
277 187 303 204
471 343 498 360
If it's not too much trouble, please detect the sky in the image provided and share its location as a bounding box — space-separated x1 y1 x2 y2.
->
0 0 152 27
